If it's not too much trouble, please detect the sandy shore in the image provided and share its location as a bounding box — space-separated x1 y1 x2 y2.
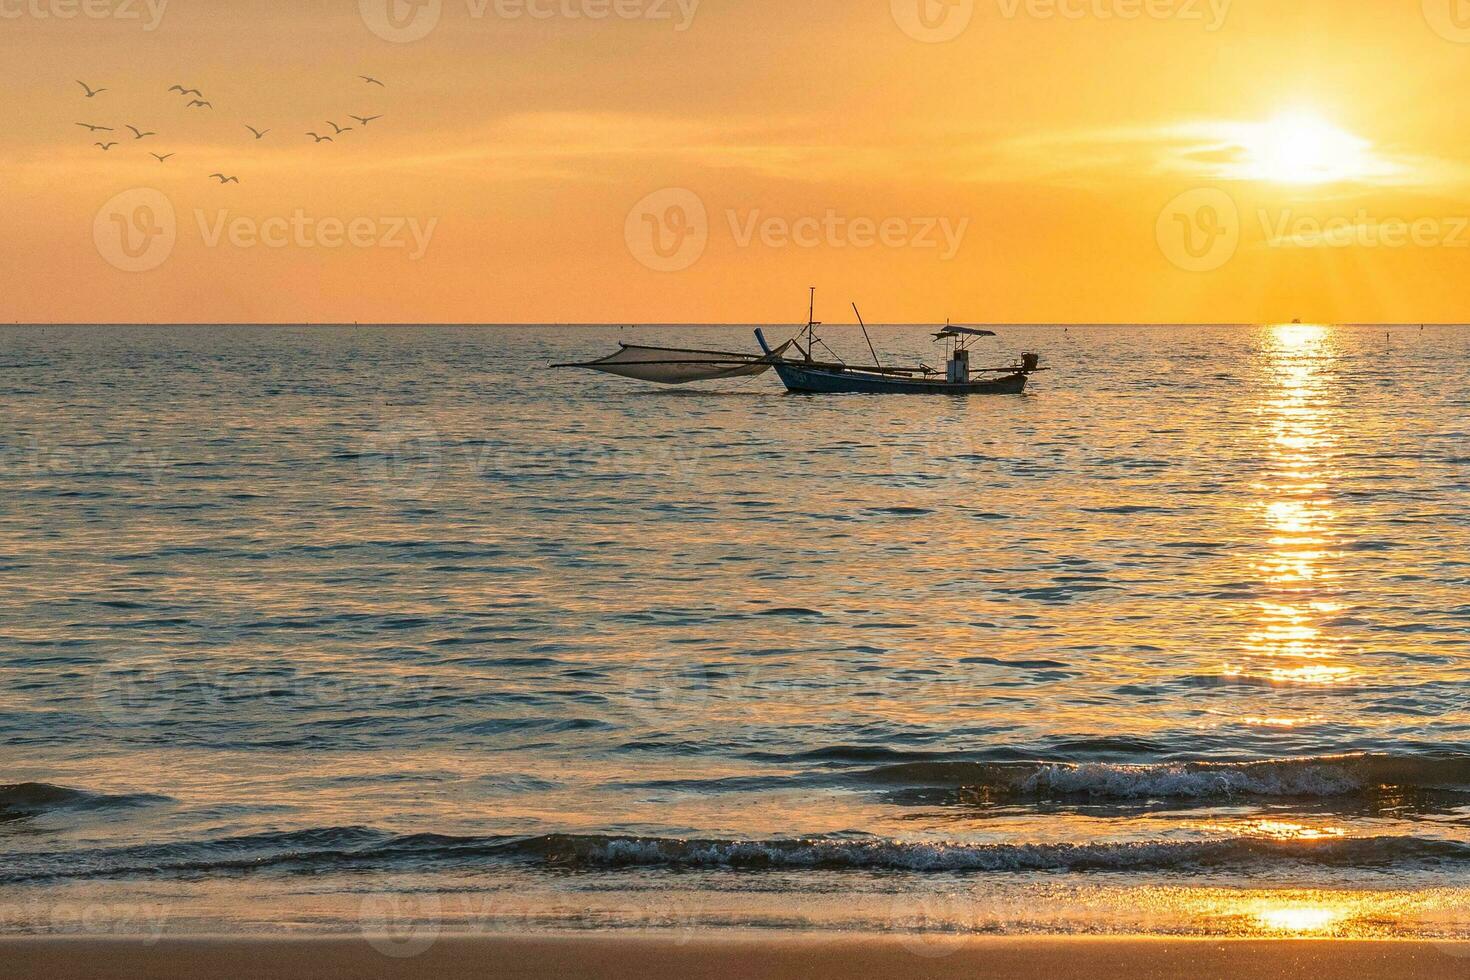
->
4 934 1470 980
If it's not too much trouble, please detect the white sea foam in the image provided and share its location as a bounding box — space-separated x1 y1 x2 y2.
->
1017 762 1365 799
568 833 1457 873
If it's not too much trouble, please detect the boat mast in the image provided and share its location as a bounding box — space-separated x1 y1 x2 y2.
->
805 286 818 363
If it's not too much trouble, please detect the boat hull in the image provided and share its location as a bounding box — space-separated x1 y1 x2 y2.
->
769 361 1029 395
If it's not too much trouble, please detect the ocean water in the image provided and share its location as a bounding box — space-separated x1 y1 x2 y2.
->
2 322 1470 943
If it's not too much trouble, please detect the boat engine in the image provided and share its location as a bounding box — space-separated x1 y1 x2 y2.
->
1021 353 1040 373
947 348 970 384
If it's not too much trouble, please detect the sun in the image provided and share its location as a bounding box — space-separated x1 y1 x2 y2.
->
1242 111 1377 185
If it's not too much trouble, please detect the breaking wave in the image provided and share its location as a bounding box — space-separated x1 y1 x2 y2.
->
852 753 1470 800
0 783 171 817
516 833 1470 872
6 825 1470 885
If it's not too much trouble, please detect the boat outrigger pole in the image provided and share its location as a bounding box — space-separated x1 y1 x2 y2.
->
852 302 882 369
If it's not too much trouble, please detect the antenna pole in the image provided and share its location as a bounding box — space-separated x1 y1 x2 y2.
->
853 303 881 368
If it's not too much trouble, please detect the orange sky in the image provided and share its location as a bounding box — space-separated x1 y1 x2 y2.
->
4 0 1469 324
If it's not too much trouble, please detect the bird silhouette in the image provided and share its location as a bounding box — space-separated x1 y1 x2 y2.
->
76 123 113 132
246 125 270 140
327 121 353 135
306 132 334 143
187 100 213 109
209 173 240 183
126 125 157 139
152 153 175 162
77 80 106 98
350 115 382 127
168 85 203 96
360 75 385 87
95 142 117 151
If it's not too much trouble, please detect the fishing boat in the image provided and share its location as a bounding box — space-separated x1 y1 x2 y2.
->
554 290 1043 395
553 339 792 385
753 290 1041 395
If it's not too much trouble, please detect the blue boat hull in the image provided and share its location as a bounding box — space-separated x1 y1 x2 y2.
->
768 362 1029 395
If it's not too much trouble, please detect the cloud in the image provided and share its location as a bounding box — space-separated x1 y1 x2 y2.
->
964 118 1463 190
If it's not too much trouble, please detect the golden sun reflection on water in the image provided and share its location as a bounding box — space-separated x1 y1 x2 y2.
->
1253 904 1347 934
1240 716 1314 728
1200 818 1348 841
1169 888 1432 939
1231 324 1358 687
1265 664 1354 685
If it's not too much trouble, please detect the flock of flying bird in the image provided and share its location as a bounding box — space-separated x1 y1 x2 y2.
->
73 76 387 184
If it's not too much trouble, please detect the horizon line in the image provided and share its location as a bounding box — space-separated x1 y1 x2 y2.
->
2 321 1465 329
